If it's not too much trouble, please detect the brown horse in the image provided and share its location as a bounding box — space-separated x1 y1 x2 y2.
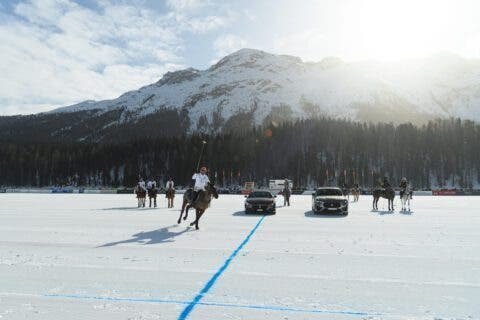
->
177 182 218 230
373 188 395 211
351 186 360 202
135 186 146 208
148 187 157 208
166 188 175 208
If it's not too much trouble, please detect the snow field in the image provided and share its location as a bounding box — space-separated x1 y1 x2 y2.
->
0 194 479 319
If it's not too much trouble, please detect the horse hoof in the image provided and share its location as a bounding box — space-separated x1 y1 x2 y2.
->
189 222 195 227
183 216 187 221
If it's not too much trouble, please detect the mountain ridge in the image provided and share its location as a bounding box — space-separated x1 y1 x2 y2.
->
2 48 480 142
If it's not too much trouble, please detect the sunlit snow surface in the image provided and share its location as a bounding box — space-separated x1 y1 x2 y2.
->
0 194 479 319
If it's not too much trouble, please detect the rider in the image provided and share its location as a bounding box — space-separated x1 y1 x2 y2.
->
191 166 210 203
138 177 147 191
165 177 174 190
399 177 410 198
146 178 156 191
381 176 392 190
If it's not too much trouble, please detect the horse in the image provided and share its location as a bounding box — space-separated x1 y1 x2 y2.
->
400 184 412 212
135 186 146 208
372 187 395 211
177 182 219 230
147 187 157 208
351 186 360 202
166 187 175 208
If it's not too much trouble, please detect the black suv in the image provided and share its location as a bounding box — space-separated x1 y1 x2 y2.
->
312 187 348 215
245 190 276 214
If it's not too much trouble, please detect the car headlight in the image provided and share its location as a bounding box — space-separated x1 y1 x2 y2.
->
342 200 348 205
245 202 253 208
267 202 274 208
316 200 324 206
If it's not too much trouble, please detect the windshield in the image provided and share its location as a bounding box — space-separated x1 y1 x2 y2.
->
248 191 273 198
315 189 343 196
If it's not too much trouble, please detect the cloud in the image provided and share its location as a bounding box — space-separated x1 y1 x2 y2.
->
166 0 211 12
0 0 230 115
213 34 248 58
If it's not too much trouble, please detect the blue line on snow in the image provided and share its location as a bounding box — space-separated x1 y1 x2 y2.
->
43 214 382 317
177 215 266 320
43 293 382 316
45 293 189 305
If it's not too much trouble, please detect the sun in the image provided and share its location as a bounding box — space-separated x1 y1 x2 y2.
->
346 0 454 61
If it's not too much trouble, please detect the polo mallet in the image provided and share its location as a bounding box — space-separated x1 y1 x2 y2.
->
196 140 207 172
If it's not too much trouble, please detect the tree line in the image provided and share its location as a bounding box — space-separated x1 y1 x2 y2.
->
1 117 479 189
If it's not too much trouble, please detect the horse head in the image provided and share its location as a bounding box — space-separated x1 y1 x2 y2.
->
207 181 219 199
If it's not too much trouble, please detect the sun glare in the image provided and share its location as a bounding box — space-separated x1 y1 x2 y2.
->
346 0 455 60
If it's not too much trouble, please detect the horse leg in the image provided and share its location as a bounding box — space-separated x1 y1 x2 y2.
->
177 209 183 224
184 205 191 221
154 196 157 208
196 209 205 230
178 200 186 224
190 209 204 230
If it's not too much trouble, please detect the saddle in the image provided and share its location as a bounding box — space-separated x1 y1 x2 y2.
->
186 188 207 207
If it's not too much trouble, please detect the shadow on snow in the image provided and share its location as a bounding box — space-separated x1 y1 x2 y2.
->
304 210 347 218
100 207 159 211
98 224 189 247
232 211 274 217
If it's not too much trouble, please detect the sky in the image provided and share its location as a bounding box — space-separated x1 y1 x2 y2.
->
1 0 479 115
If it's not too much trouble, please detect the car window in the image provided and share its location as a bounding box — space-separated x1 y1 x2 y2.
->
315 189 343 196
248 191 272 198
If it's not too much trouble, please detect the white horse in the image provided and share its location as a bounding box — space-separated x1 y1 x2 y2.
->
400 183 412 212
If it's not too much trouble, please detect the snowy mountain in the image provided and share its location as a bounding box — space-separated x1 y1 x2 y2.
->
2 49 479 142
52 49 480 127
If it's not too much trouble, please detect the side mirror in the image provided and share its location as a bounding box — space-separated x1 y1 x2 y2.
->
274 195 277 198
244 195 247 198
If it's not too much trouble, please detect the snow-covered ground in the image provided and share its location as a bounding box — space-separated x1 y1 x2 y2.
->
0 194 479 320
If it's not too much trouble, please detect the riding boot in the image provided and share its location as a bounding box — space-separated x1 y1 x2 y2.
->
192 191 199 204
